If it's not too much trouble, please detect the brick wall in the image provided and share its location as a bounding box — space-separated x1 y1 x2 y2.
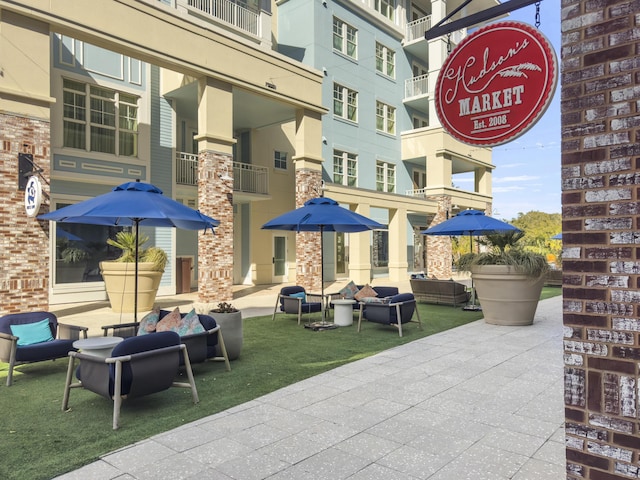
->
0 113 50 313
197 150 233 302
562 1 640 477
295 168 322 292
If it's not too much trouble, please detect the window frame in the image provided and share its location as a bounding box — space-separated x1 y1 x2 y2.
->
376 101 396 135
62 78 139 157
332 17 358 59
375 42 395 78
376 160 396 193
274 150 288 170
333 83 358 123
375 0 395 21
333 149 358 187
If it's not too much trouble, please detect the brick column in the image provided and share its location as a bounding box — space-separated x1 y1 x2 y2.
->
295 169 323 292
426 195 452 278
293 108 324 292
0 12 52 314
0 115 51 313
562 2 640 477
195 77 235 302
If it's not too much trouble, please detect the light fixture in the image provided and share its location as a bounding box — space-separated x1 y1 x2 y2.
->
452 204 460 211
218 165 233 182
322 136 327 144
322 67 327 76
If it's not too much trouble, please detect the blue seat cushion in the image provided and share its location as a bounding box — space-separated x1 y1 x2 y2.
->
15 339 75 362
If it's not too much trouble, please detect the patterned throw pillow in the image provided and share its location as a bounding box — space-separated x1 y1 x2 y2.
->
155 307 182 333
338 280 360 299
137 308 160 335
354 284 378 301
289 291 306 302
180 308 205 336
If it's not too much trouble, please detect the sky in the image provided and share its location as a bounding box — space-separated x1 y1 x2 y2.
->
456 1 561 221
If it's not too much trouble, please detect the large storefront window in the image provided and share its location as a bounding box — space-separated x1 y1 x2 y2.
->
54 203 125 285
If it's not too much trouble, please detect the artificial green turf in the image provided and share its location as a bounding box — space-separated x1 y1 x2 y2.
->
0 289 560 480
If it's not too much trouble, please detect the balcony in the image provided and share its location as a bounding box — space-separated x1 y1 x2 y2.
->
183 0 260 38
176 152 269 197
403 74 429 113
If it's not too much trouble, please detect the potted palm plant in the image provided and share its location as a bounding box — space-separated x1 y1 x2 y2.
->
100 231 168 313
209 302 243 360
457 231 549 326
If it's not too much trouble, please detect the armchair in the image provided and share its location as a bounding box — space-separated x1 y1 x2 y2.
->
357 293 422 337
62 331 199 430
272 286 323 325
0 311 88 386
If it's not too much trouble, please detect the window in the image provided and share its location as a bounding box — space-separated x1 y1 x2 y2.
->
333 84 358 122
376 160 395 193
274 151 287 170
63 79 138 156
333 17 357 59
333 150 357 186
376 101 396 135
375 0 395 21
375 42 395 78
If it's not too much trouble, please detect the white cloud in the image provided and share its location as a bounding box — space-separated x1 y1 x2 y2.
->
493 175 540 183
493 185 526 193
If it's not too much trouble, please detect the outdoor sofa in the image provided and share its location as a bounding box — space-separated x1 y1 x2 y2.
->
410 277 470 307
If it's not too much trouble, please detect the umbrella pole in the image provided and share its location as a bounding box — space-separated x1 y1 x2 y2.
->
134 220 139 323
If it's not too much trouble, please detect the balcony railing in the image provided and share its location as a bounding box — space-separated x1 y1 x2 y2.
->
405 15 431 43
176 152 269 195
405 74 429 99
185 0 260 37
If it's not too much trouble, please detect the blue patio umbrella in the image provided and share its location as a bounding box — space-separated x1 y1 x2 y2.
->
262 197 386 326
422 209 521 310
551 233 562 240
39 181 219 320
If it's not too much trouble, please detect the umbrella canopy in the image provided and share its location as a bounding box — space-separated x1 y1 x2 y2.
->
421 209 521 237
262 197 386 233
262 197 385 326
39 181 219 320
551 233 562 240
40 181 219 231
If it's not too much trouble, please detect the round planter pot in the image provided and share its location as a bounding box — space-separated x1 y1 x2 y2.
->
210 310 243 360
471 265 545 326
100 261 163 313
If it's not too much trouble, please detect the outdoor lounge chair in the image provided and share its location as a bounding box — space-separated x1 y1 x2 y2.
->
62 331 199 430
0 311 88 386
357 293 422 337
272 286 323 325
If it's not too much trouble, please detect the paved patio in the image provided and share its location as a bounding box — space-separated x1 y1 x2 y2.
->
53 290 565 479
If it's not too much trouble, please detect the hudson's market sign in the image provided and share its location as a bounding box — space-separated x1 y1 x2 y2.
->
435 21 557 147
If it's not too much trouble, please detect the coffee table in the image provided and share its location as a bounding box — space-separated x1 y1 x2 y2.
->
73 336 124 358
332 299 356 326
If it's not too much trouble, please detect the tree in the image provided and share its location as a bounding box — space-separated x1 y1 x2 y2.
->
509 211 562 265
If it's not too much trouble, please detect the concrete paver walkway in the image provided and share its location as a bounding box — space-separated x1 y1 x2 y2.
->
54 294 565 479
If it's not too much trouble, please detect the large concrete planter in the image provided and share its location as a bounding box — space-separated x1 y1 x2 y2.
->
100 261 163 313
210 310 243 360
471 265 545 326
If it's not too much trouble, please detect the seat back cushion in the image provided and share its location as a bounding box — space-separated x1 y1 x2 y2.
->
373 286 399 298
280 286 305 309
0 311 57 338
109 331 181 396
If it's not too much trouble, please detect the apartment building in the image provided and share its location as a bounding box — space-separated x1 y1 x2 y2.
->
0 0 496 311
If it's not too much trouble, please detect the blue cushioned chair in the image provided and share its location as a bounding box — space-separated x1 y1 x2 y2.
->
357 293 422 337
62 331 199 430
0 311 88 386
272 286 323 325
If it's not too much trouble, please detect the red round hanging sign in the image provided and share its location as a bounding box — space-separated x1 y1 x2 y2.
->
435 21 557 147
